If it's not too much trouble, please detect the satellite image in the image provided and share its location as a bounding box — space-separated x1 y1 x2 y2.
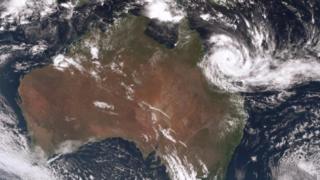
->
0 0 319 179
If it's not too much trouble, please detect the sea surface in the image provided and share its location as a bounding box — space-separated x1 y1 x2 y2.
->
0 0 320 179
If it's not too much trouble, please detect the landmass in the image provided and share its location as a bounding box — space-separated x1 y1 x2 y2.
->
18 15 246 179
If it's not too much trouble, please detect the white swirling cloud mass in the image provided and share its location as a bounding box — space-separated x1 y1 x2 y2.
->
199 23 320 92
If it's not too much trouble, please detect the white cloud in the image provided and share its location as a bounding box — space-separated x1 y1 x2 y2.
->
90 46 99 60
199 29 320 92
53 54 84 72
93 101 115 111
0 0 56 26
143 0 185 23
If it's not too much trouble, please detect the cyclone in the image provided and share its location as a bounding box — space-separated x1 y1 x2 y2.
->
199 22 320 92
1 0 320 180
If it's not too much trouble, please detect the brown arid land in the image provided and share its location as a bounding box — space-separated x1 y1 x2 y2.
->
19 15 246 178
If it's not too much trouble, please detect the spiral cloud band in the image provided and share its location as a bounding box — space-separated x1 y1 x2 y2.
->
199 24 320 92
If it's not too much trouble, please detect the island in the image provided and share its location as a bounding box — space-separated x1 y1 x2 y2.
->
18 15 246 179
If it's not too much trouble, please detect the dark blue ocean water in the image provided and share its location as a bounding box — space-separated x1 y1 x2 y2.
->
227 82 320 179
1 0 320 179
0 1 170 179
